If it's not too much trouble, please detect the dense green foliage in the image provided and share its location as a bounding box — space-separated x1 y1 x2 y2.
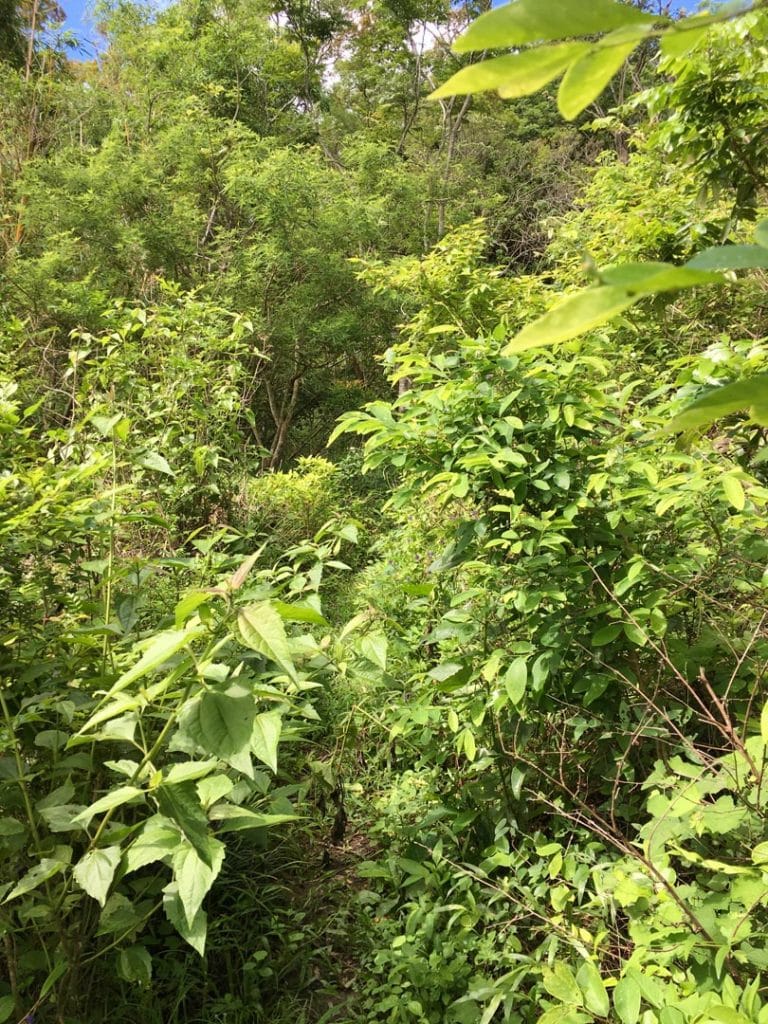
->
2 0 768 1022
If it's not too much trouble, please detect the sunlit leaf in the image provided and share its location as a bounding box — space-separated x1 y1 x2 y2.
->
238 602 296 679
251 710 282 774
73 846 121 907
558 37 642 119
454 0 656 53
431 43 586 100
667 374 768 432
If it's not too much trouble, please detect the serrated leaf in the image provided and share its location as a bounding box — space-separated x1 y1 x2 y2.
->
163 759 218 785
163 883 207 956
73 846 121 907
107 628 201 697
251 711 282 774
238 603 296 678
172 837 224 928
156 782 215 866
454 0 655 53
360 631 388 670
4 847 71 902
431 42 586 100
118 944 152 986
558 37 641 119
72 786 144 827
185 692 255 760
124 815 181 874
208 804 298 832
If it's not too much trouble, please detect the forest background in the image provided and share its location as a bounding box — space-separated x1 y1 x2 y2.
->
1 1 768 1024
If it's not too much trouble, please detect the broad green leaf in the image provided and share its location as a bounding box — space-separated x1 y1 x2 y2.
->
197 774 234 809
558 37 641 119
454 0 656 53
723 474 746 511
431 43 587 100
172 837 224 928
73 846 121 907
504 286 638 354
462 729 476 761
0 996 14 1024
251 710 282 774
124 815 181 874
163 759 218 785
174 591 211 628
752 839 768 864
756 220 768 248
761 701 768 744
614 976 642 1024
273 600 329 626
660 22 710 59
626 968 664 1009
118 945 152 986
668 375 768 432
139 451 174 475
208 804 298 832
592 622 622 647
185 692 255 760
624 622 648 647
506 264 722 353
361 631 388 670
39 803 87 832
504 658 528 704
0 817 25 837
238 602 296 679
163 882 207 956
108 627 201 696
76 696 141 736
576 961 609 1017
72 785 144 827
4 847 71 902
543 962 583 1005
157 782 215 866
687 244 768 271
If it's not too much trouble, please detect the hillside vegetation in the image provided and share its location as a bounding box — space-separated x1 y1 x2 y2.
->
1 1 768 1022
